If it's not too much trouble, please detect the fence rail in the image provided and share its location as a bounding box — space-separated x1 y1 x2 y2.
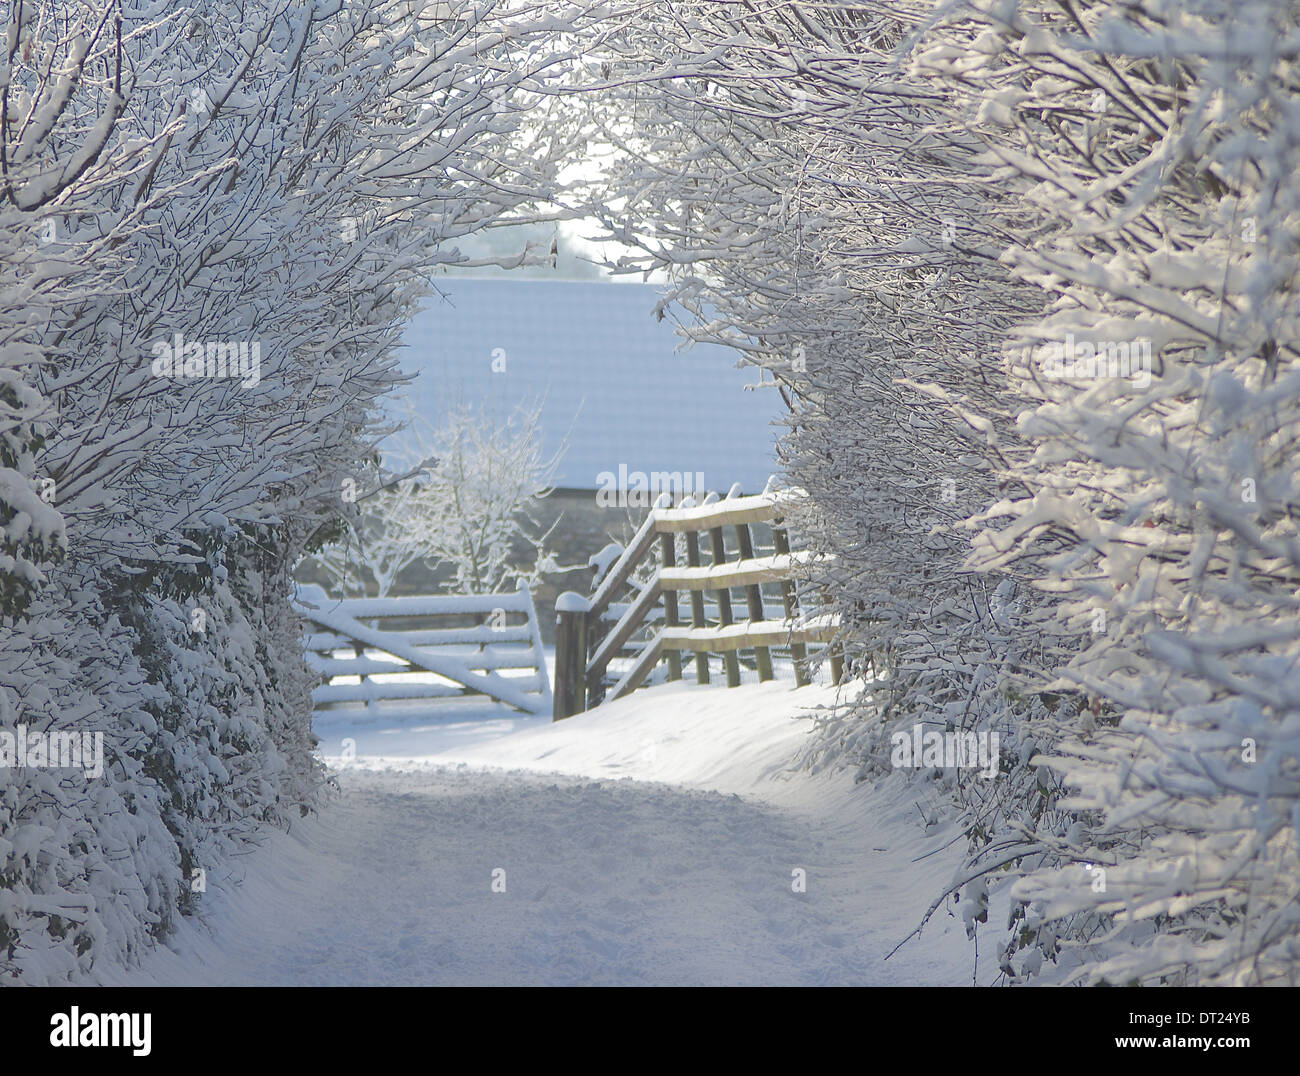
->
552 483 841 719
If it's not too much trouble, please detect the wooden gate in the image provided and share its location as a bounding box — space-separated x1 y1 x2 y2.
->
294 581 551 720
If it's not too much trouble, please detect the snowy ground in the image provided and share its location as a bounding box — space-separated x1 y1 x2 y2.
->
104 680 991 986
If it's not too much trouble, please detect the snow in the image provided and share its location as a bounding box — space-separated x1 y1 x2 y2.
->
102 680 989 986
296 588 535 619
555 590 591 613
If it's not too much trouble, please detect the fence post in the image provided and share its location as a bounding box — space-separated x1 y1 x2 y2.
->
733 512 775 682
821 591 845 685
658 532 684 682
771 517 810 687
707 514 742 689
683 510 711 685
553 592 590 721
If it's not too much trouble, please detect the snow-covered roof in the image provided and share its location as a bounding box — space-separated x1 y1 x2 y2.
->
385 279 783 492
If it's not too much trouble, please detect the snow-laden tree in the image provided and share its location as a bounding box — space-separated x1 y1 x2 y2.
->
905 0 1300 985
410 400 561 594
0 0 128 619
0 0 607 983
305 398 561 597
577 0 1300 986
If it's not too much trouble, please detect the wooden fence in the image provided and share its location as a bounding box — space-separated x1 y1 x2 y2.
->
552 484 840 720
293 581 551 720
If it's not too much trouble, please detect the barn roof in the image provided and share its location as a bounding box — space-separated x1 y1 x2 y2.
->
384 278 784 493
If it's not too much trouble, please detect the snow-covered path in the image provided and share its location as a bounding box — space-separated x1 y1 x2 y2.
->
108 682 987 986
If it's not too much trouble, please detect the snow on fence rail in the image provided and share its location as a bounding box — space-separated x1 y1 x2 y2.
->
552 482 842 720
293 581 551 720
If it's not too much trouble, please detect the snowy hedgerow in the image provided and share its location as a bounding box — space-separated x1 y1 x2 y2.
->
579 0 1300 986
910 0 1300 984
1 0 601 982
0 581 182 982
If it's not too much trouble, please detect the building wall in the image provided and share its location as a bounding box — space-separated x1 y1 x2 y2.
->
387 278 784 493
